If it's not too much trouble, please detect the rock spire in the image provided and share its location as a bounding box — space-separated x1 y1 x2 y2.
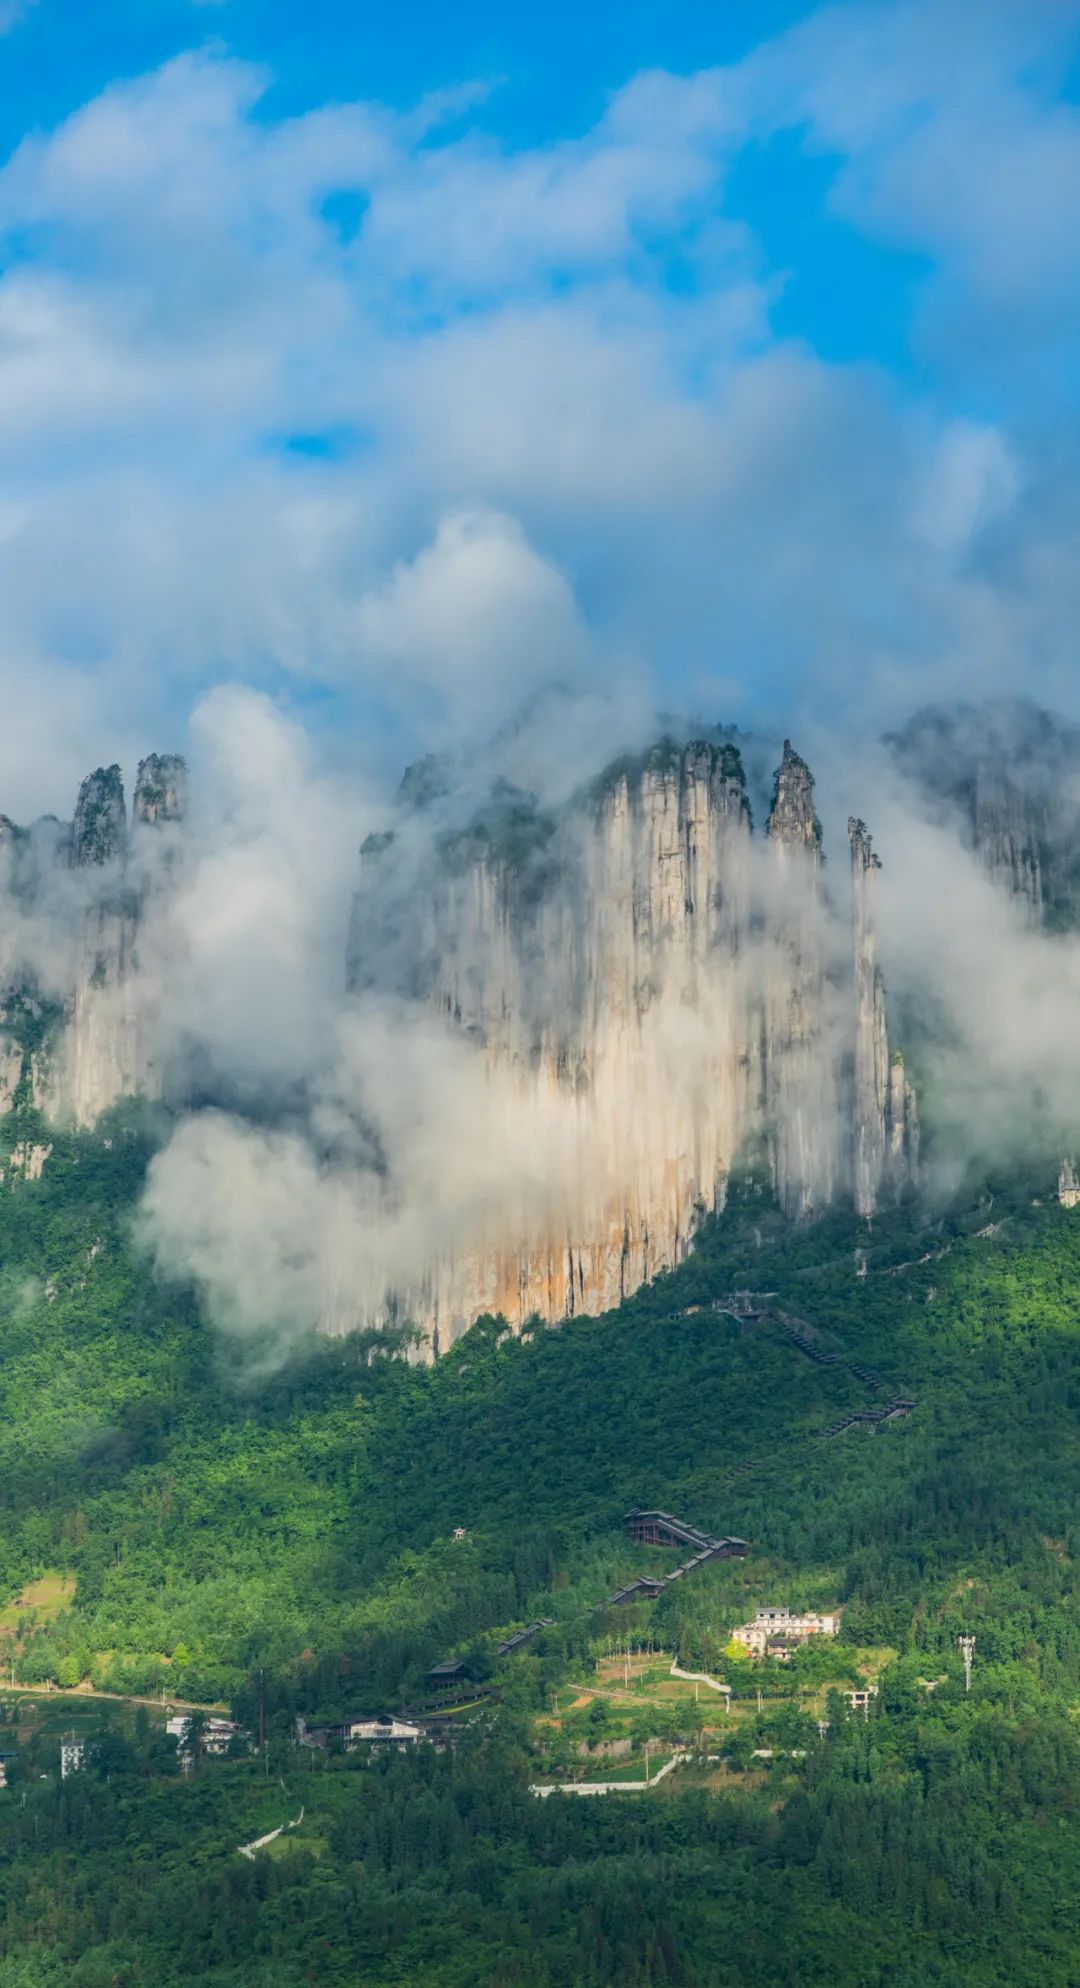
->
849 817 918 1216
764 741 839 1218
134 754 188 827
0 754 185 1129
71 766 126 867
767 740 822 858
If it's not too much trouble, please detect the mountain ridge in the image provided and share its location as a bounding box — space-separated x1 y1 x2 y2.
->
0 696 1077 1354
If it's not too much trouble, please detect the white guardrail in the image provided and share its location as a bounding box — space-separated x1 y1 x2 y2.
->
238 1807 304 1858
668 1659 731 1698
530 1751 687 1797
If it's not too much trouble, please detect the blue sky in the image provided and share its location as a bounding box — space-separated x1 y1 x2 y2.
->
1 0 1080 812
0 2 807 142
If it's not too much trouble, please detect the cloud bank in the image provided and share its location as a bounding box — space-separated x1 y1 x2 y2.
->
0 0 1078 819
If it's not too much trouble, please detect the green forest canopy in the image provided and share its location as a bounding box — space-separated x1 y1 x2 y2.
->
0 1111 1079 1981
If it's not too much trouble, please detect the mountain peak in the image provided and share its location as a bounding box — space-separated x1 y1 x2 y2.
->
71 766 126 867
767 740 821 851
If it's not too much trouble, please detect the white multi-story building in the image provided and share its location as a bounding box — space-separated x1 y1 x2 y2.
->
166 1716 248 1757
731 1609 840 1658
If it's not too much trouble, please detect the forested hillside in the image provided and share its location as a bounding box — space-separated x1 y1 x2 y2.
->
1 1114 1080 1982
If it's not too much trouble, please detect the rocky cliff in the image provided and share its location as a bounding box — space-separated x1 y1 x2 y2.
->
351 739 760 1344
849 818 918 1217
0 726 921 1352
350 734 917 1349
764 743 841 1219
133 754 188 829
0 756 188 1131
65 765 142 1126
888 700 1080 926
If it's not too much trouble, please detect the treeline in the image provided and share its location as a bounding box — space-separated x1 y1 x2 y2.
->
1 1118 1080 1718
1 1702 1079 1986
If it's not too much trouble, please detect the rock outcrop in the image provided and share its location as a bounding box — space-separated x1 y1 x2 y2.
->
71 765 126 868
970 761 1043 918
766 740 821 856
65 768 142 1126
764 743 840 1218
849 817 918 1217
348 737 918 1349
887 700 1080 927
353 739 763 1345
133 754 188 829
0 726 924 1352
0 757 188 1130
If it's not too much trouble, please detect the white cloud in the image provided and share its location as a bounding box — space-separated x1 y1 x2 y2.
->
912 422 1020 555
0 4 1074 785
751 0 1080 363
354 510 592 734
149 686 374 1095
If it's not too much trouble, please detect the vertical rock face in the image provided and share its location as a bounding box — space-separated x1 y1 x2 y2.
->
971 763 1042 918
887 1051 918 1183
133 754 188 828
349 734 917 1349
65 900 144 1126
66 769 142 1126
351 739 766 1344
849 817 918 1217
1 724 926 1349
0 757 188 1130
71 766 126 868
886 700 1080 928
764 744 840 1218
767 741 822 856
0 1028 22 1114
849 817 886 1217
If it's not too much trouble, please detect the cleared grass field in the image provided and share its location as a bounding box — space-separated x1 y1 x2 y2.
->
0 1571 75 1635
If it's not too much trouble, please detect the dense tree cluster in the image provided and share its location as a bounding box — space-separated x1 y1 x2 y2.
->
0 1115 1079 1978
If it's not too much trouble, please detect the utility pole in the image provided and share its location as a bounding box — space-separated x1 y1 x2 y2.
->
958 1635 975 1694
